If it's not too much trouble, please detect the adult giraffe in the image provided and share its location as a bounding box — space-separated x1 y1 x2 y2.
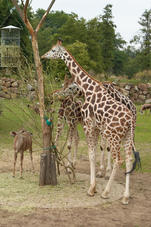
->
42 40 137 204
60 81 137 179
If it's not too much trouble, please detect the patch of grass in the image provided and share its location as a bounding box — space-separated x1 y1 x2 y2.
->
0 98 41 146
0 171 122 213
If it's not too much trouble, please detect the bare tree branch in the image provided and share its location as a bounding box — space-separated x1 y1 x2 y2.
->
24 0 30 23
35 0 56 33
11 0 33 34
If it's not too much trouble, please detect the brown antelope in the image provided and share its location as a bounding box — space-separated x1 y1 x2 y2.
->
10 129 34 178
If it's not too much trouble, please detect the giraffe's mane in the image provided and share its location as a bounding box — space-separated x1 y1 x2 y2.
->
64 47 103 86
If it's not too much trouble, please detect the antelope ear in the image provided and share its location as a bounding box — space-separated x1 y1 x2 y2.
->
10 131 17 137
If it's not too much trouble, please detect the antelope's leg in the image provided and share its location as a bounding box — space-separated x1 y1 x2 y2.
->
29 148 34 171
20 152 24 178
13 151 17 177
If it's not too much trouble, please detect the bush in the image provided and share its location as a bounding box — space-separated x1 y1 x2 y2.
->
134 70 151 82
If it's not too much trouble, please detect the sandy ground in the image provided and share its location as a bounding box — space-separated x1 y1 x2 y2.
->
0 150 151 227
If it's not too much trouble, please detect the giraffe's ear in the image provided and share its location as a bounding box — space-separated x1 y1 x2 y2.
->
57 38 63 45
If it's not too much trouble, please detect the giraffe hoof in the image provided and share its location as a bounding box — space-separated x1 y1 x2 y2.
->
87 186 96 196
12 175 15 178
20 176 24 179
101 191 109 199
87 191 95 197
122 197 129 205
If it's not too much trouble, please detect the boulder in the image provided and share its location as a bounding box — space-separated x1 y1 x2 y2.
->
145 99 151 104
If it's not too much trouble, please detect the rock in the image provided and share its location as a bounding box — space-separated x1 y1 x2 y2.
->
0 91 11 99
134 86 139 91
5 81 11 88
145 99 151 104
125 85 131 90
138 95 146 101
138 83 149 91
11 81 19 88
27 84 34 91
29 91 36 100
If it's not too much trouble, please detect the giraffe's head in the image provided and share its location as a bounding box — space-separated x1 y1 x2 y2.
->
62 82 84 100
41 39 63 60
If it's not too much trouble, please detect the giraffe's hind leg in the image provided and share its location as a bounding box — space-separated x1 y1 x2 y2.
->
101 141 121 199
122 131 133 205
96 137 112 179
104 147 112 180
96 143 106 178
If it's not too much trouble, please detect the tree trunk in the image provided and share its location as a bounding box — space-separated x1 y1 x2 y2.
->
31 33 57 186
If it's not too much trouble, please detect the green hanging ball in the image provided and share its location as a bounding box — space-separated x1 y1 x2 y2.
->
46 119 52 126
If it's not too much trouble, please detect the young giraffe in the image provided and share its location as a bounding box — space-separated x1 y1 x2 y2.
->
61 81 137 179
53 78 83 171
42 40 137 204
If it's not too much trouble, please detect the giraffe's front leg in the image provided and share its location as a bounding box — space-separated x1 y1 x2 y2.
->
87 148 97 196
72 128 79 168
86 127 99 196
67 127 74 173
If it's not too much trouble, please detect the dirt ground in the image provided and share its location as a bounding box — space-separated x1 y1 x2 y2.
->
0 151 151 227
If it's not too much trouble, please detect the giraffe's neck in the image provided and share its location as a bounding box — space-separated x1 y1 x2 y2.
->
60 47 101 95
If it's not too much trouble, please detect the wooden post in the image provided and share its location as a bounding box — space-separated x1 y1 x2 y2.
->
39 153 47 186
39 119 57 186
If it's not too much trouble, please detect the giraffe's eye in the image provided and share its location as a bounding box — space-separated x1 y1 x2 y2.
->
52 49 55 52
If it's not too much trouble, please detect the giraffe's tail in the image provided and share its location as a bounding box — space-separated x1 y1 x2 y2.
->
125 145 142 175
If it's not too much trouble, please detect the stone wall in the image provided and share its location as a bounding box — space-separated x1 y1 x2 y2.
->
117 83 151 104
0 77 36 100
0 77 20 99
0 77 151 104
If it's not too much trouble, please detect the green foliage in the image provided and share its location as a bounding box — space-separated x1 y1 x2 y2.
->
99 4 116 76
66 41 96 71
134 70 151 82
2 3 151 78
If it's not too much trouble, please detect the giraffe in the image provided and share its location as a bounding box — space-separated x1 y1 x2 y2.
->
53 78 83 172
59 81 137 179
98 81 137 178
41 40 137 205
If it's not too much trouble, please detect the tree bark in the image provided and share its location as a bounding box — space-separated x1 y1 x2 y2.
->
31 34 57 186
